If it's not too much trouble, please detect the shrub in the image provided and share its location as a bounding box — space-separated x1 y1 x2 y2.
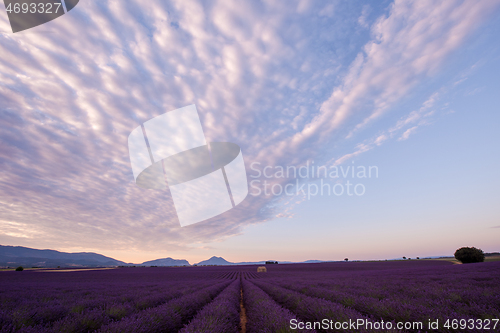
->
454 247 485 264
15 266 24 271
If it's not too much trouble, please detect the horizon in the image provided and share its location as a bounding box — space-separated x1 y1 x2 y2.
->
2 243 490 266
1 1 499 265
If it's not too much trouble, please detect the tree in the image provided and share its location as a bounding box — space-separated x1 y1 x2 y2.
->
15 266 23 271
402 256 406 260
454 247 485 264
344 258 348 262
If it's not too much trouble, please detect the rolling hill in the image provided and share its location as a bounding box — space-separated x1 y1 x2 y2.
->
140 257 190 266
0 245 128 268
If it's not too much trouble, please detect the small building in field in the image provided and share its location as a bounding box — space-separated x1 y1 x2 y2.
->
257 266 267 272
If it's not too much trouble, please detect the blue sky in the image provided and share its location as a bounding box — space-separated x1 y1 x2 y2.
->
0 0 499 264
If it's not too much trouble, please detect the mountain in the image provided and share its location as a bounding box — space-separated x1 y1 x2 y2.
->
0 245 128 268
1 245 340 268
195 256 302 266
141 258 190 266
195 256 233 265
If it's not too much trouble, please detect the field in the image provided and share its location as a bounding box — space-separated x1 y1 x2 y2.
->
0 260 499 333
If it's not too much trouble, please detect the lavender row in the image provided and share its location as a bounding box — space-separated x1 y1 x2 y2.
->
215 271 242 280
54 279 222 333
283 280 499 326
0 279 217 332
252 280 377 333
96 280 230 333
263 278 441 323
242 279 316 333
260 274 498 332
267 264 500 318
262 261 500 313
1 279 191 315
1 261 499 333
179 279 240 333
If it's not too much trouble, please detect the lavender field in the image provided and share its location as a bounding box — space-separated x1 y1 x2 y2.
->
0 260 499 333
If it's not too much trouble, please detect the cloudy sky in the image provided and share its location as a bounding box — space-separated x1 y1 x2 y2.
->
1 0 499 264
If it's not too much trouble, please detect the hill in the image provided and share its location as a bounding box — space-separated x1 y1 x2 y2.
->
141 258 190 266
0 245 128 267
195 256 232 266
3 245 415 268
194 256 299 266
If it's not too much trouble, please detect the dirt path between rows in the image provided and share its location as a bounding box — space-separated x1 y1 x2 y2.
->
240 288 247 333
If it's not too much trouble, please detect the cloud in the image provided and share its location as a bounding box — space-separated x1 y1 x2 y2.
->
391 92 439 133
265 0 498 167
0 0 498 253
398 126 418 141
327 88 442 164
0 220 42 239
358 5 371 28
0 0 358 251
343 0 499 135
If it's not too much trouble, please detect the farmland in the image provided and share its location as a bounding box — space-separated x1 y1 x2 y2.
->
0 260 499 332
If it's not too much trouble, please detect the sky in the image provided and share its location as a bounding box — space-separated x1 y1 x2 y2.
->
0 0 499 264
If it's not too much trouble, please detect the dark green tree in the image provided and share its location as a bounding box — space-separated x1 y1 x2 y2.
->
15 266 23 271
454 247 485 264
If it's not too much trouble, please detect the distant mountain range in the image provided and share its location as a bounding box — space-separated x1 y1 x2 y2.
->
6 245 494 268
141 257 190 266
195 256 232 266
0 245 329 268
193 256 299 266
0 245 129 267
